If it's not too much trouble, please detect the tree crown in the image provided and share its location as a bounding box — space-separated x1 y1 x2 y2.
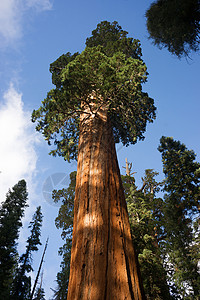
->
32 21 156 161
158 136 200 212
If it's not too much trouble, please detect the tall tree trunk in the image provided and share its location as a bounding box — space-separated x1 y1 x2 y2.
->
67 102 145 300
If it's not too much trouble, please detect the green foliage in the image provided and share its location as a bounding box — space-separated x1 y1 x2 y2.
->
146 0 200 57
158 136 200 298
50 52 79 89
158 136 200 214
11 206 43 300
0 180 28 300
32 21 156 161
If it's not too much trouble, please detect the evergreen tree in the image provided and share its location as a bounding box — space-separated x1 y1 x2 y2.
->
0 180 28 300
146 0 200 57
158 136 200 298
52 171 75 299
32 21 156 299
12 206 43 300
122 169 172 300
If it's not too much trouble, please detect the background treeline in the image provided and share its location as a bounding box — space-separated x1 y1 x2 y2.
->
52 136 200 300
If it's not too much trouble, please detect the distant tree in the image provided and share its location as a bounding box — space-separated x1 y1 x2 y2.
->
158 136 200 298
33 286 45 300
11 206 43 300
0 180 28 300
32 271 46 300
32 21 156 299
31 238 48 300
146 0 200 57
52 171 75 299
122 168 172 300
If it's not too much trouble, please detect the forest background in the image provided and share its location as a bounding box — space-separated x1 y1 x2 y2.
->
0 0 200 299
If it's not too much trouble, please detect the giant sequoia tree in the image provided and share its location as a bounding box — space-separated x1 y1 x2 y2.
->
32 21 156 299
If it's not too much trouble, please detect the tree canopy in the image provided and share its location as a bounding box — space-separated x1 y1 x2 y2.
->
32 21 156 161
146 0 200 57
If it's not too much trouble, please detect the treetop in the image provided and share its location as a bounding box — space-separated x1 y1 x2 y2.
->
32 21 156 161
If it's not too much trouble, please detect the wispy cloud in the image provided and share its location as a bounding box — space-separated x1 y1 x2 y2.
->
26 0 53 11
0 0 52 48
0 0 22 46
0 83 39 202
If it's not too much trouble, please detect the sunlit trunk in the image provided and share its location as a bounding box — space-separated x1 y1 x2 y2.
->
67 101 145 300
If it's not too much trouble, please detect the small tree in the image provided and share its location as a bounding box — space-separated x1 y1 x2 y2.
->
32 21 156 299
146 0 200 57
0 180 28 300
12 206 43 300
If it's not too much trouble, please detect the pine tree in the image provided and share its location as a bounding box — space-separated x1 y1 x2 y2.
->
0 180 28 300
32 21 156 299
11 206 43 300
158 136 200 298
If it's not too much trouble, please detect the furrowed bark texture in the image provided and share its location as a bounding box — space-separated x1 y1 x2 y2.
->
67 103 145 300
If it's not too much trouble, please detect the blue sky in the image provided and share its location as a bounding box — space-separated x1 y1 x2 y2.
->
0 0 200 298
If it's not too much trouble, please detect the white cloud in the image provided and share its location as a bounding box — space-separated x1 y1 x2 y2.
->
0 83 39 202
0 0 52 47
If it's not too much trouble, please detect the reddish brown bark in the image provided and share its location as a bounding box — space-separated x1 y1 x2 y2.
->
67 102 145 300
